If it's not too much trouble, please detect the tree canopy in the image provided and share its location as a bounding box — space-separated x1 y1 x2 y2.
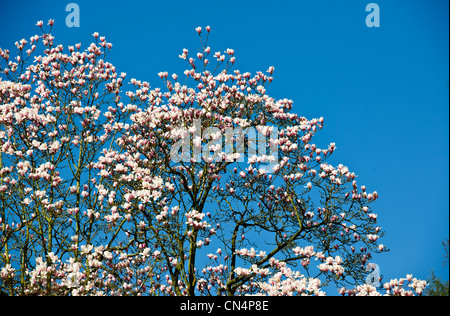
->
0 21 427 296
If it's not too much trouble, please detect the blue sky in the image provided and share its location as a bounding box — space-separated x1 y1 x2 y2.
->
1 0 448 290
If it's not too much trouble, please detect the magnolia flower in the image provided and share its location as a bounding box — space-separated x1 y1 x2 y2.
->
0 264 15 278
80 244 93 254
66 270 82 288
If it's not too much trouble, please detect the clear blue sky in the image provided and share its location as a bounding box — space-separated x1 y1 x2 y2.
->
1 0 448 288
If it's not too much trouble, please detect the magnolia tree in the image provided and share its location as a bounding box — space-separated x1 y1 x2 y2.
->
0 21 426 296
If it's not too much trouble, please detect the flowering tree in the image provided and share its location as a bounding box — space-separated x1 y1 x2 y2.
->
0 21 426 296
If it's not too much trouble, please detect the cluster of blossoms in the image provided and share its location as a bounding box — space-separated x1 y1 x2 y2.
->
185 209 210 230
0 21 426 296
0 244 158 296
0 244 427 296
339 275 428 296
195 247 426 296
